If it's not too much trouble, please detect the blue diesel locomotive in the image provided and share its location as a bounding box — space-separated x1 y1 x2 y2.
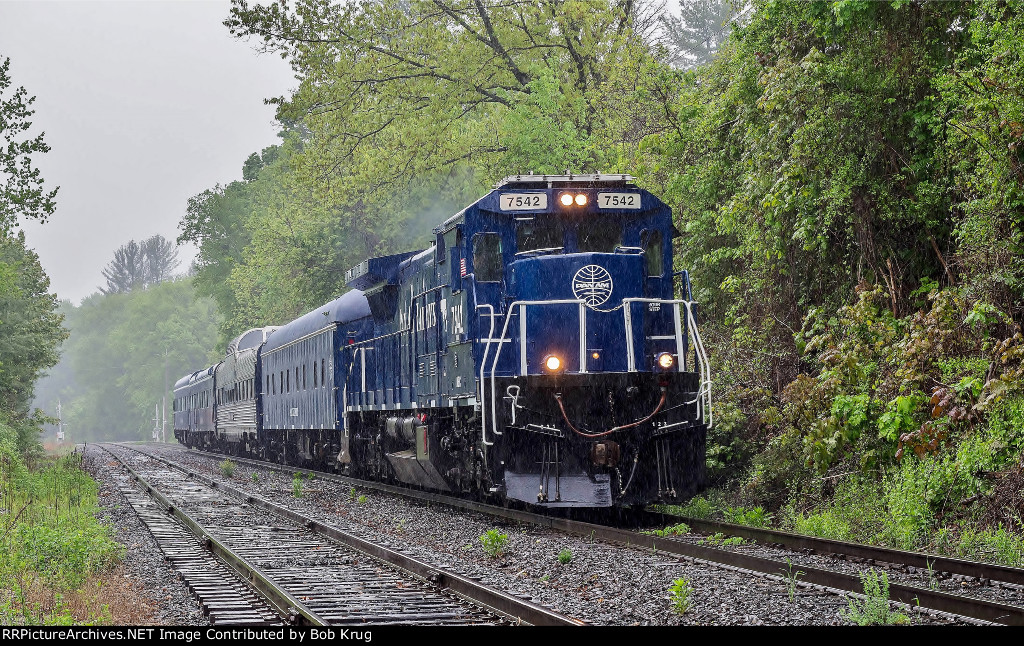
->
174 174 711 508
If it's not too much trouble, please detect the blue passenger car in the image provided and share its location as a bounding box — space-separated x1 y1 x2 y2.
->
172 365 218 448
258 291 372 464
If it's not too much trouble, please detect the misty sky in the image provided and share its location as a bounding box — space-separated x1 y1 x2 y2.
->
1 0 295 304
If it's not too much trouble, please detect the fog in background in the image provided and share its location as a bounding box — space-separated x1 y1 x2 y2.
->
0 0 295 304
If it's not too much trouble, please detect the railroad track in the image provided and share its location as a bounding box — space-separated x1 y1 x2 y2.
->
138 441 1024 625
99 443 583 626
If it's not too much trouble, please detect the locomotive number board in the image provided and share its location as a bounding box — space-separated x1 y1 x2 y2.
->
500 193 547 210
597 193 642 209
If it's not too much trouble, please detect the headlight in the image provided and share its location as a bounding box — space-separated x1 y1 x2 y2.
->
656 352 675 370
574 193 587 206
544 355 563 372
559 193 574 206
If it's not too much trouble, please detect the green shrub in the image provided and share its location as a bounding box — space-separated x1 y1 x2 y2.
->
676 496 715 519
479 529 509 558
643 522 691 537
841 569 909 625
668 577 693 614
723 506 773 527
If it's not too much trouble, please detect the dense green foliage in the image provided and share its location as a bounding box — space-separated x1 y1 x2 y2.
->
33 278 222 442
177 0 1024 565
0 432 122 624
0 231 66 421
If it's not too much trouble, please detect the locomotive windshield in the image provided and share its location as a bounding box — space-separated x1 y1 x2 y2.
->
516 218 563 253
577 222 621 253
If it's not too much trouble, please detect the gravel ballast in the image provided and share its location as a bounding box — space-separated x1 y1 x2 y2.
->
110 442 966 626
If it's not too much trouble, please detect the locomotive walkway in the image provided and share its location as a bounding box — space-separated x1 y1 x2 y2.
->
143 442 1024 625
99 443 583 626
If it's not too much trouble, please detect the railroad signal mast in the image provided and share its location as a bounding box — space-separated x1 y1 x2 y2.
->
56 400 66 444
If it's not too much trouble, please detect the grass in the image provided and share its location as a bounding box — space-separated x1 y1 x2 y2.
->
642 522 691 537
782 558 804 602
0 446 124 624
218 459 235 478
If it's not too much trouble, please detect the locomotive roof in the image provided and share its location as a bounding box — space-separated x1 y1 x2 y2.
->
262 289 371 353
494 173 637 189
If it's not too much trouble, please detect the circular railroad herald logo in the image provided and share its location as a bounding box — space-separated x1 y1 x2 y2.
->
572 265 614 307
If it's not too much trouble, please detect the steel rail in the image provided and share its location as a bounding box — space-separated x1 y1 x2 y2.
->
646 511 1024 587
98 443 328 626
117 443 583 627
151 443 1024 624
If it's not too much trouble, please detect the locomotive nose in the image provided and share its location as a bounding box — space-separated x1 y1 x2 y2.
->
507 253 645 376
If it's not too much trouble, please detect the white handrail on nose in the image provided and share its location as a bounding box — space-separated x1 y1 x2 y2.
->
480 296 714 443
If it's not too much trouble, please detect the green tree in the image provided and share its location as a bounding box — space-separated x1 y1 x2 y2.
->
0 230 66 414
661 0 742 69
0 56 58 234
33 278 221 442
100 234 181 295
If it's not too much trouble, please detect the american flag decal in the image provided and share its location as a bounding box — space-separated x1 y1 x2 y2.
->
460 258 467 277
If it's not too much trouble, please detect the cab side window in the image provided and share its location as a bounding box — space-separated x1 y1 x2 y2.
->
644 229 663 277
473 233 502 282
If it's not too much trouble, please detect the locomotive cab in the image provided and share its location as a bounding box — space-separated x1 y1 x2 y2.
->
341 173 711 508
471 175 711 507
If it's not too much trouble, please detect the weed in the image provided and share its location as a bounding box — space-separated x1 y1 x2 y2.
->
357 495 367 504
925 559 939 591
291 473 303 498
676 496 715 519
349 486 357 500
782 558 804 602
251 472 258 483
479 529 509 558
721 536 745 546
642 522 691 537
558 549 572 564
668 577 693 614
539 574 550 582
218 459 235 478
841 569 910 625
698 532 727 546
395 518 407 532
723 506 773 528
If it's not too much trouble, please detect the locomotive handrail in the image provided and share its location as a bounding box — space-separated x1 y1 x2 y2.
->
683 301 713 429
483 297 713 441
486 299 587 444
476 303 496 451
